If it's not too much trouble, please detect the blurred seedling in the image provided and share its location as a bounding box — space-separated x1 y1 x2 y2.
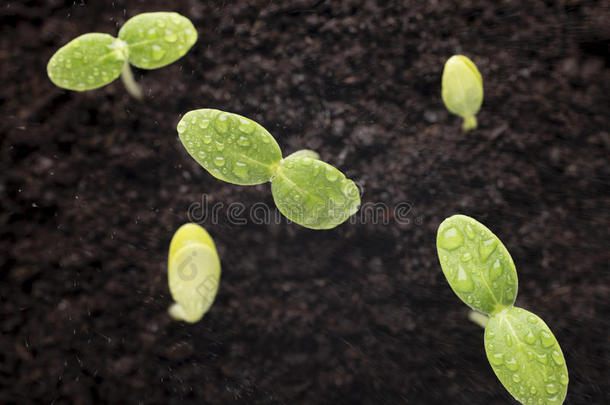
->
437 215 568 405
442 55 483 131
177 109 361 230
168 223 220 323
47 12 197 100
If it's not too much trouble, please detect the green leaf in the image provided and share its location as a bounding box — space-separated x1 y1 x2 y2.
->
436 215 517 315
485 306 568 405
47 33 127 91
118 12 197 69
168 223 220 323
441 55 483 131
271 154 361 229
177 109 283 185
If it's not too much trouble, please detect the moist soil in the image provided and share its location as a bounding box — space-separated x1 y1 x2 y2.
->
1 1 609 404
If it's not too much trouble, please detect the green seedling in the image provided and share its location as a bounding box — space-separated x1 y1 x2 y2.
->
437 215 568 405
177 109 361 230
168 223 220 323
47 12 197 100
441 55 483 131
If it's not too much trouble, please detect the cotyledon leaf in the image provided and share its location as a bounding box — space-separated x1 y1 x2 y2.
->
485 306 568 405
168 223 220 323
177 109 283 185
437 214 517 315
47 33 127 91
118 12 197 69
441 55 483 130
271 154 361 230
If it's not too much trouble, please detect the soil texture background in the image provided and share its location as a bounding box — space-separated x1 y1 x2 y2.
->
1 1 609 404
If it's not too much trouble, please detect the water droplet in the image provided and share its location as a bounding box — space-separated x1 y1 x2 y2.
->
464 223 475 239
524 331 536 345
438 226 464 250
559 374 568 385
460 252 472 262
164 31 177 42
454 264 474 292
530 386 537 394
551 350 564 365
213 157 225 167
489 259 503 280
197 151 206 159
87 75 95 83
540 331 554 348
233 162 248 179
512 373 521 383
199 119 210 129
489 353 504 366
152 45 166 61
260 134 271 144
177 122 186 134
238 118 254 133
215 141 224 151
215 114 229 132
73 51 83 59
545 383 558 394
237 136 250 147
156 20 166 28
203 135 212 144
505 357 519 371
535 353 548 364
325 167 339 182
147 28 157 38
505 334 513 346
527 315 538 324
478 238 497 261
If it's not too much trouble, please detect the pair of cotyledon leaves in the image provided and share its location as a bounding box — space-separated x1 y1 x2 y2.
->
437 215 568 405
47 12 197 91
177 109 361 230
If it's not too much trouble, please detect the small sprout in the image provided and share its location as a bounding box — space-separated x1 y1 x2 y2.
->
441 55 483 131
47 12 197 100
167 223 220 323
177 109 361 230
437 215 568 405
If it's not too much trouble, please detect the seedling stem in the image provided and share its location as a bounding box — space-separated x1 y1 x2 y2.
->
121 63 143 100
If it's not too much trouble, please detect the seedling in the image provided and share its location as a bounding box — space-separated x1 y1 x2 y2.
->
177 109 361 230
168 223 220 323
441 55 483 131
47 12 197 100
437 215 568 405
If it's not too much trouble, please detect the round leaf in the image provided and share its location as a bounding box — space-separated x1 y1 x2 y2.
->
118 12 197 69
436 215 518 314
271 155 361 229
485 306 568 405
177 109 283 185
168 224 220 323
441 55 483 124
47 33 127 91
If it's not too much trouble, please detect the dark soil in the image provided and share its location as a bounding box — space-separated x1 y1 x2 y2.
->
1 1 609 404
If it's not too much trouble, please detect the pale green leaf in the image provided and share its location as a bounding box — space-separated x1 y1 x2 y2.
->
441 55 483 130
485 306 568 405
177 109 283 185
47 33 127 91
436 214 517 314
271 154 361 229
118 12 197 69
168 223 220 323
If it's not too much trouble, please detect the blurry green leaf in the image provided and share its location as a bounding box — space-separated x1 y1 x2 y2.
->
47 33 127 91
441 55 483 131
436 214 517 314
485 306 568 405
168 223 220 323
119 11 197 69
177 109 283 185
271 154 361 229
